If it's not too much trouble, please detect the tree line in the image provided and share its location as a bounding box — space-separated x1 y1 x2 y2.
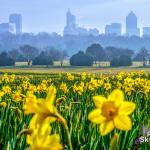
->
1 32 150 56
0 45 68 67
0 43 149 67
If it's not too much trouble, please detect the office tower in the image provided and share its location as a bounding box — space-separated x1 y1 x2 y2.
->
64 9 99 36
9 14 22 34
105 23 122 35
143 27 150 37
126 11 140 36
66 9 76 27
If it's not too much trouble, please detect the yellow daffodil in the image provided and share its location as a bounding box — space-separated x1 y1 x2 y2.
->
67 73 74 81
1 73 9 83
60 83 68 93
104 82 111 91
24 86 58 124
13 91 24 103
88 89 136 136
10 74 15 82
0 91 4 100
81 72 86 80
0 102 7 108
2 86 11 94
27 117 63 150
73 82 84 95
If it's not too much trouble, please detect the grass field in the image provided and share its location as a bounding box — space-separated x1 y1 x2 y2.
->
0 66 150 75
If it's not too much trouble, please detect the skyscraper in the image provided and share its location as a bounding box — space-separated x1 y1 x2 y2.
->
66 9 76 27
63 9 99 36
126 11 140 36
143 27 150 37
9 14 22 34
105 23 122 35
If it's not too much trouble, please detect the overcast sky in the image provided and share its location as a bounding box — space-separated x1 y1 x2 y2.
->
0 0 149 34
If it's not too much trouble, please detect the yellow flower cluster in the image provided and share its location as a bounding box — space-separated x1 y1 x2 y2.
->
0 71 149 149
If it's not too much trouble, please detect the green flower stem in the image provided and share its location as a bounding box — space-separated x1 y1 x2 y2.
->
56 113 73 150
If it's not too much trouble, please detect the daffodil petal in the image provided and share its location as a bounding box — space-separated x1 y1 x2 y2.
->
114 115 132 131
46 86 56 106
40 120 51 137
108 89 124 106
88 109 106 124
100 121 114 136
29 114 38 129
24 97 38 115
93 96 106 108
47 134 63 149
118 102 136 115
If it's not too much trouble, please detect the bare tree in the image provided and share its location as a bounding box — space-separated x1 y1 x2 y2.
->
60 50 68 67
8 48 20 65
20 45 39 66
45 47 68 67
134 48 149 66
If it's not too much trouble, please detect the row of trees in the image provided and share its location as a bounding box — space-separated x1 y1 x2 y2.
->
6 45 68 66
0 43 149 67
70 44 150 67
69 51 132 67
1 32 150 56
85 43 149 62
0 52 15 66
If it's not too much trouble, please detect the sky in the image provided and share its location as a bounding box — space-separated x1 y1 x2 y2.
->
0 0 150 35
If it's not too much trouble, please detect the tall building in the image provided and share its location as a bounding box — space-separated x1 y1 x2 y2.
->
126 11 140 36
143 27 150 37
105 23 121 35
9 23 16 34
9 14 22 34
0 23 10 33
66 9 76 27
64 9 99 36
64 9 78 35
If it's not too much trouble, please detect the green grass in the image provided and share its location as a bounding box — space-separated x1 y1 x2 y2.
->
0 66 150 75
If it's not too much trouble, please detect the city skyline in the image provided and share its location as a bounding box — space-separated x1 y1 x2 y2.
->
1 10 150 37
0 0 150 35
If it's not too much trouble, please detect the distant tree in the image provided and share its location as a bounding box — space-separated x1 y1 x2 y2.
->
32 51 53 66
0 52 15 66
59 50 68 67
133 48 150 66
20 45 39 66
45 47 68 67
45 47 61 61
123 49 134 58
105 47 120 61
105 46 134 61
86 44 106 63
16 55 28 62
110 55 132 67
70 51 93 66
8 48 20 64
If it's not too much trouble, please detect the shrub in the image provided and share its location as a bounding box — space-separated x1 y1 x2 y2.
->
32 51 53 66
70 51 93 66
0 52 15 66
110 55 132 67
